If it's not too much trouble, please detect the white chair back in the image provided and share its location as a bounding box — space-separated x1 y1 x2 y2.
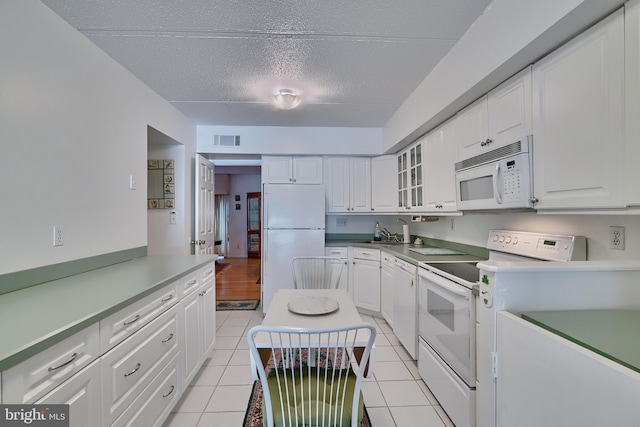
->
291 256 344 289
247 324 376 427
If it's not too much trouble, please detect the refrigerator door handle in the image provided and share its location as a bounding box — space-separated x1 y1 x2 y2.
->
264 231 267 262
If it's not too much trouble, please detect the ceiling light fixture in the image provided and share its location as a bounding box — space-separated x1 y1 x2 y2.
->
271 89 302 110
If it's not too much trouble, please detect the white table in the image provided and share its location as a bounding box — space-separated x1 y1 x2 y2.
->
250 289 375 377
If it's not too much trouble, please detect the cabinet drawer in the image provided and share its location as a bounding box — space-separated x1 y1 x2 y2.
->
100 282 178 352
325 247 348 258
111 353 180 427
102 305 179 426
353 247 380 261
2 323 100 404
36 359 101 427
199 263 215 285
381 253 396 268
180 270 199 297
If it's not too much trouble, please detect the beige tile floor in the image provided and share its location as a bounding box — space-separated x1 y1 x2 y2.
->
162 309 455 427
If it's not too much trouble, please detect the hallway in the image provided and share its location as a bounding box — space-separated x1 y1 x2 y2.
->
216 258 261 301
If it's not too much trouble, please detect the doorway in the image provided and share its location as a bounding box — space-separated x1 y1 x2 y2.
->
247 192 261 258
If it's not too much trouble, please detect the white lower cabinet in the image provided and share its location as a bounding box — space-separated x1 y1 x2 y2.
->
352 248 381 312
102 304 180 426
325 247 350 292
2 323 100 404
111 354 180 427
181 278 216 387
36 359 102 427
0 261 216 427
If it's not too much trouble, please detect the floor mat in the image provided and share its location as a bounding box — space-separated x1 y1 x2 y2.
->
216 299 260 311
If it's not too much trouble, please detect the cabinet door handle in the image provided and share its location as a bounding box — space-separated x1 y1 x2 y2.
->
161 294 174 302
48 352 78 372
163 385 175 398
162 333 174 343
199 289 208 297
123 314 140 326
124 363 141 377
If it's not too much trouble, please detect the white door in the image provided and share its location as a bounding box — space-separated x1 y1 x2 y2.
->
194 154 215 254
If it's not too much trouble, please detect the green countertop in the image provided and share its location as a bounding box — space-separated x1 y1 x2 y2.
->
0 255 216 371
522 310 640 374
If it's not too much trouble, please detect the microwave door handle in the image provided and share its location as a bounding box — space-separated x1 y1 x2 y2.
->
493 163 502 204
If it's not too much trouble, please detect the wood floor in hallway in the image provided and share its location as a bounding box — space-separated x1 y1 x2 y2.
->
215 257 261 301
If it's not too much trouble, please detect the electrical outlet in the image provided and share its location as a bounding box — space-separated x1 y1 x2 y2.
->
609 226 625 250
336 217 348 227
53 226 64 247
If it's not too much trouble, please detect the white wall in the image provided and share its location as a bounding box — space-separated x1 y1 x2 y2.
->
227 174 262 258
0 1 195 274
197 126 383 156
147 144 186 256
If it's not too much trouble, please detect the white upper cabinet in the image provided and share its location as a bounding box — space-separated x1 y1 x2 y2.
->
424 118 458 213
625 0 640 205
261 156 323 184
456 97 489 161
397 141 425 211
325 157 371 212
457 67 533 161
487 66 533 147
371 155 398 212
532 8 625 210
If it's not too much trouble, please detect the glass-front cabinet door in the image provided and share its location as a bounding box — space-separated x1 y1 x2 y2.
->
398 140 424 210
410 143 423 208
397 151 408 209
247 192 261 258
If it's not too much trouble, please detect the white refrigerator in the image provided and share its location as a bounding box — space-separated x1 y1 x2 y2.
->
261 184 326 313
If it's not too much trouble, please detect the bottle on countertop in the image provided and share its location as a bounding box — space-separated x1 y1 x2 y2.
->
374 222 381 241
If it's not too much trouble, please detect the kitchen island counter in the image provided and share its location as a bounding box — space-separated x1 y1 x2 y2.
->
522 309 640 374
0 255 216 371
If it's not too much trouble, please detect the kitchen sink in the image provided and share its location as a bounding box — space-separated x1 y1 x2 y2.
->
364 240 404 245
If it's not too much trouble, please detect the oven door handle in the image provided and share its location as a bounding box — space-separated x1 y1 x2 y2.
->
423 271 470 299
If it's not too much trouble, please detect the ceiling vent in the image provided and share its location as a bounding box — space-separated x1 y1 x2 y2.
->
213 135 240 146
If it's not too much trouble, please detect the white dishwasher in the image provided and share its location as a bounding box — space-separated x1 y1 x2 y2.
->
392 257 417 359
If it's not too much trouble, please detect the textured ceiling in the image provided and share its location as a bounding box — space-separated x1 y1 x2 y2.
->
42 0 492 127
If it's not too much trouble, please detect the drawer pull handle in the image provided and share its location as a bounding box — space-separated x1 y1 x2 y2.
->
48 352 78 372
162 333 174 343
204 268 213 277
124 363 141 377
163 385 175 398
186 279 197 287
123 314 140 326
161 295 174 302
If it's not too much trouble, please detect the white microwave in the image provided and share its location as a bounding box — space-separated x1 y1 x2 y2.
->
455 136 533 210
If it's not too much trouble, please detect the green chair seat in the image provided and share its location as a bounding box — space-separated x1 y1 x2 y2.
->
264 367 364 427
